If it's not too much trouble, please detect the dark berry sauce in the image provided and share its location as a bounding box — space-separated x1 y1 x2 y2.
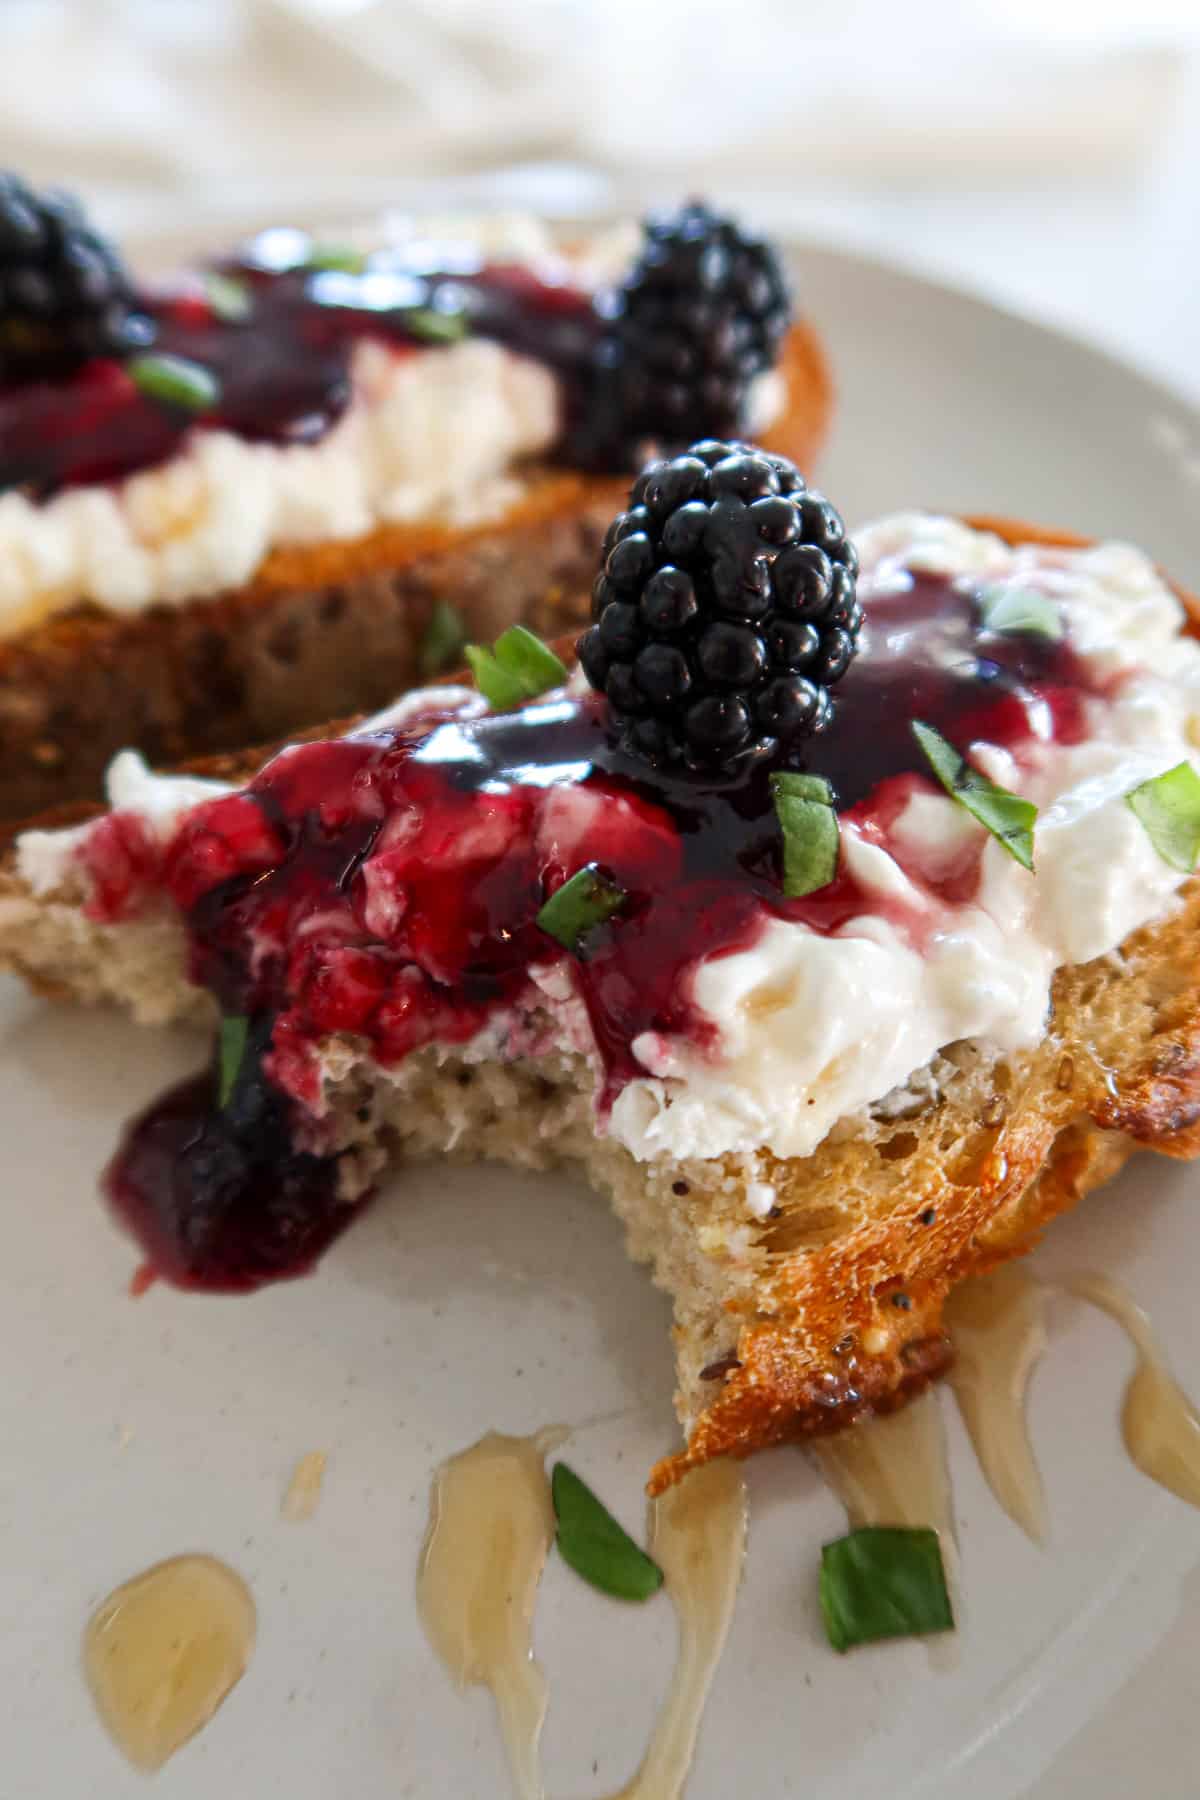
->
104 1018 364 1293
99 570 1097 1291
0 231 599 496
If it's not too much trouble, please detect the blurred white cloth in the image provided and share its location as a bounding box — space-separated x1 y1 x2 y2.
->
0 0 1198 398
0 0 1184 195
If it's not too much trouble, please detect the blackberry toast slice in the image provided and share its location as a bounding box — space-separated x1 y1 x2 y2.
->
0 193 829 819
1 509 1197 1497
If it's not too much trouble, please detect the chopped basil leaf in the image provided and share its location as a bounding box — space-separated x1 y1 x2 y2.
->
978 584 1063 640
305 242 368 274
404 305 469 344
217 1015 249 1109
466 624 567 711
464 645 526 710
128 351 220 413
495 625 569 691
536 864 627 951
204 271 254 323
912 720 1037 870
770 771 839 898
551 1462 664 1602
1126 760 1200 872
819 1527 953 1653
419 600 465 677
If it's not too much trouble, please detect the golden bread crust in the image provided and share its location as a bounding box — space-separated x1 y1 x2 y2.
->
647 516 1200 1490
651 883 1200 1490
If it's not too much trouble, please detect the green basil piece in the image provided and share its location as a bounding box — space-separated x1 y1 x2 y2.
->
466 625 568 711
128 351 220 413
536 864 627 952
495 625 569 692
978 584 1063 640
404 306 469 344
819 1527 954 1653
217 1015 249 1109
551 1462 664 1602
304 242 368 274
912 720 1037 871
770 771 839 898
419 600 466 677
464 645 527 711
204 271 254 323
1126 761 1200 872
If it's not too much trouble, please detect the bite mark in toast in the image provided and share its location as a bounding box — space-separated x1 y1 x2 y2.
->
1 512 1196 1498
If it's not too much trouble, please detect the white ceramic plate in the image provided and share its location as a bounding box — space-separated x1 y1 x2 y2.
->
2 246 1199 1799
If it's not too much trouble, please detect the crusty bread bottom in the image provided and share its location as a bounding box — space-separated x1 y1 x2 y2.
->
0 485 617 824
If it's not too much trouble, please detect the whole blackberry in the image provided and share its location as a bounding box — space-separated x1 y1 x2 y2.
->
572 201 790 470
578 440 861 768
0 174 148 376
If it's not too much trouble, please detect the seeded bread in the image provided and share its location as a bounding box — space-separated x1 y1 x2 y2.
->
0 324 831 823
2 516 1196 1496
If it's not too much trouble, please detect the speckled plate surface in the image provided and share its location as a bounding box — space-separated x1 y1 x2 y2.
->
2 245 1199 1798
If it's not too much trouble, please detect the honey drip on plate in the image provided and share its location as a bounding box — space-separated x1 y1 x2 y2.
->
417 1428 566 1800
1065 1271 1200 1508
938 1266 1200 1536
812 1390 955 1544
281 1449 328 1522
945 1266 1050 1543
609 1458 747 1800
418 1433 745 1800
810 1391 957 1662
83 1554 256 1772
417 1274 1200 1796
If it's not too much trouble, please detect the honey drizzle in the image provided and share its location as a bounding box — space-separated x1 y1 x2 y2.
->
416 1267 1200 1796
944 1266 1050 1543
417 1433 745 1800
417 1428 565 1800
1065 1271 1200 1508
812 1389 955 1543
609 1459 747 1799
83 1554 255 1772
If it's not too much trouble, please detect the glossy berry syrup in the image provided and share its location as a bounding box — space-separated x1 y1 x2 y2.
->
106 1038 360 1296
0 229 600 496
101 571 1098 1291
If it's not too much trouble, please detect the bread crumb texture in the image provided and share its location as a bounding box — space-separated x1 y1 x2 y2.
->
4 859 1198 1492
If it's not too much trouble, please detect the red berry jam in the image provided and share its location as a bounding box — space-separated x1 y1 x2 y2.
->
0 231 599 496
105 1074 360 1295
100 570 1097 1291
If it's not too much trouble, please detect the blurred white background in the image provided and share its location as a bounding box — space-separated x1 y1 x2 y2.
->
1 0 1198 400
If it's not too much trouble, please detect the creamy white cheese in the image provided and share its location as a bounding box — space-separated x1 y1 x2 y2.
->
13 686 486 898
17 514 1200 1191
611 680 1195 1165
0 336 560 633
608 518 1200 1164
0 210 789 637
15 747 240 897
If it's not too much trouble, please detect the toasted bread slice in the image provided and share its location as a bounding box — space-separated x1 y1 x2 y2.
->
1 516 1196 1497
0 324 829 823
